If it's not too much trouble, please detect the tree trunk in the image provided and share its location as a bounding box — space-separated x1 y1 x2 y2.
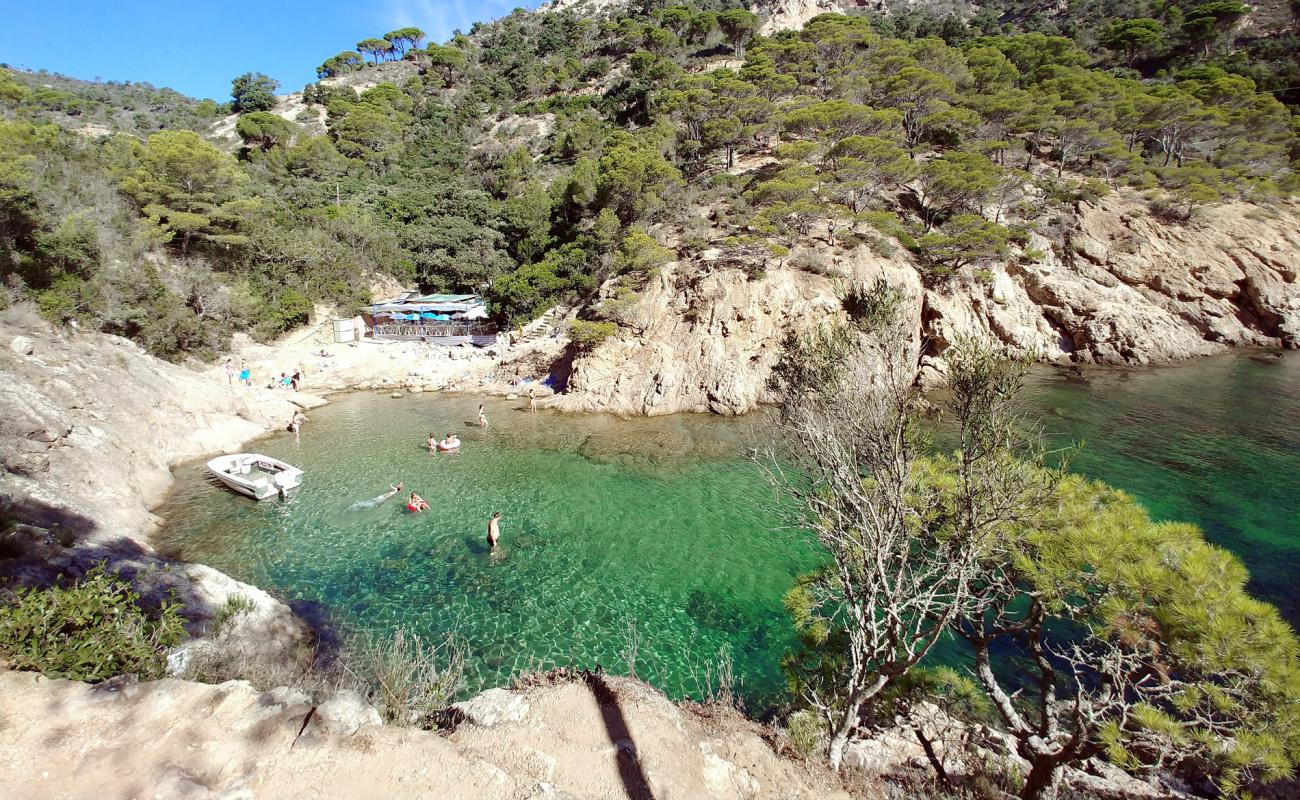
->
913 725 951 787
827 690 867 772
1019 756 1064 800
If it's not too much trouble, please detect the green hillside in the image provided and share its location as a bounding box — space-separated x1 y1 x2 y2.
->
0 2 1296 359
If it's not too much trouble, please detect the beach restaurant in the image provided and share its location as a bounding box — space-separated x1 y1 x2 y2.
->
366 293 498 346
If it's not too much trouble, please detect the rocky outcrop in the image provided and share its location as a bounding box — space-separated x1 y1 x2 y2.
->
0 311 325 660
0 669 849 800
751 0 858 34
556 244 922 415
557 193 1300 415
927 195 1300 366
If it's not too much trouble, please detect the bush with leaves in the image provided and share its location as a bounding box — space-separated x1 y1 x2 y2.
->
567 319 617 350
917 214 1011 278
339 628 464 726
0 565 186 682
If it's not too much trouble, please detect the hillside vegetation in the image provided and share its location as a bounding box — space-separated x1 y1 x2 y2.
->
0 1 1296 362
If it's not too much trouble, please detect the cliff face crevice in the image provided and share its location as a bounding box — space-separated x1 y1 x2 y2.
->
557 194 1299 415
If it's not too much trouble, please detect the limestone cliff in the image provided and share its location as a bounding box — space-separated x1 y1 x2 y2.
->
556 241 923 415
0 310 325 660
556 193 1300 416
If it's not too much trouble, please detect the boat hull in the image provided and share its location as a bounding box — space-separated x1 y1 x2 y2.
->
206 453 303 501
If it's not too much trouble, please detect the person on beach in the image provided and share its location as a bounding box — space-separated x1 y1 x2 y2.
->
239 361 251 387
280 372 293 390
407 492 430 513
487 511 501 549
428 432 438 453
224 360 234 385
478 404 488 428
291 367 303 392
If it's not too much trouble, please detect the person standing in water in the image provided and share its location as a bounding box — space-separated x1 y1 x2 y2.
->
478 403 488 428
528 387 537 414
427 432 438 453
487 511 501 549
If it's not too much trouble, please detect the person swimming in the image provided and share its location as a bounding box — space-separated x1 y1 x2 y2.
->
407 492 430 513
348 483 404 511
487 511 501 549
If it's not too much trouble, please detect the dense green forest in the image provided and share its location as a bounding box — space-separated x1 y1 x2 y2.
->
0 0 1296 359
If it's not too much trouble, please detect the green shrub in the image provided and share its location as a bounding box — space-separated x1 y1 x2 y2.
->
786 709 824 759
0 565 186 682
567 319 617 350
276 288 313 328
209 594 256 637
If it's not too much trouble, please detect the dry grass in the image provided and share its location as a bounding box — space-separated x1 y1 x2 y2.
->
337 628 465 727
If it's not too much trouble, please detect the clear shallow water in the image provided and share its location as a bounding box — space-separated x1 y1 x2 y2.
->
155 352 1300 707
155 396 820 706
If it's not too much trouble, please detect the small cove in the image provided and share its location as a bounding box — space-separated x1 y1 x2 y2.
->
155 351 1300 707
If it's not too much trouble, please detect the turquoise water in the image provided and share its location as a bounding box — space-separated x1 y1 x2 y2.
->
155 352 1300 706
155 397 820 706
1022 353 1300 624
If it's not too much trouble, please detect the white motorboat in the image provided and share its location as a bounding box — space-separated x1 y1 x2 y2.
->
206 453 303 500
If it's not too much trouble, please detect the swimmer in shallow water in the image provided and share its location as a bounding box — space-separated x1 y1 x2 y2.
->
407 492 430 513
348 483 404 511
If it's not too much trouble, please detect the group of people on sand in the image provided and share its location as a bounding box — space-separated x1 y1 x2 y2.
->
224 359 303 391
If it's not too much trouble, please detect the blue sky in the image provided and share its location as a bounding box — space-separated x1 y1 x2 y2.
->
0 0 535 100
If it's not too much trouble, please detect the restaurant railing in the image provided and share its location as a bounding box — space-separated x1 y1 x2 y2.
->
372 321 499 340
